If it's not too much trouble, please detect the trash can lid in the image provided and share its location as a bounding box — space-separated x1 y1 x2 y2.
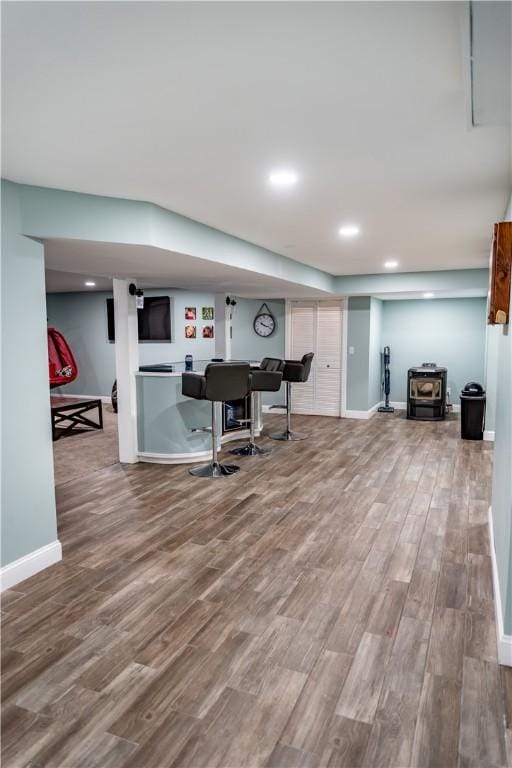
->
461 381 485 397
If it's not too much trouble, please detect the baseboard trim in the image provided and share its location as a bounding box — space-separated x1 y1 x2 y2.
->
265 404 383 419
262 405 286 414
484 430 495 442
344 402 381 420
488 507 512 666
51 393 111 404
139 450 212 464
0 540 62 592
388 401 460 414
344 409 371 420
138 428 260 464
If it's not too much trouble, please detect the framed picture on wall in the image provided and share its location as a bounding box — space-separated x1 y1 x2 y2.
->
185 307 196 320
185 325 196 339
202 325 214 338
202 307 214 320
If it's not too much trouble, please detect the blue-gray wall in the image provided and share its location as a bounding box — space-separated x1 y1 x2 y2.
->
19 183 334 294
47 290 285 405
368 298 383 408
485 324 500 432
490 193 512 636
231 298 285 406
46 289 218 397
1 181 58 567
381 298 487 403
492 316 511 634
0 179 501 596
346 296 384 412
346 297 372 412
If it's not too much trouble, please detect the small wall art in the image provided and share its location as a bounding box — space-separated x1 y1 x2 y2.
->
202 307 214 320
185 307 196 320
185 325 196 339
202 325 214 339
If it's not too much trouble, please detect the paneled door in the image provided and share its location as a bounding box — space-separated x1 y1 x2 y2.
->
288 300 344 417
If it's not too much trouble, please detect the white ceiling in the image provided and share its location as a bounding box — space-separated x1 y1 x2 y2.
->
3 2 511 277
43 240 331 298
45 269 113 294
374 290 487 301
46 267 486 302
43 239 487 300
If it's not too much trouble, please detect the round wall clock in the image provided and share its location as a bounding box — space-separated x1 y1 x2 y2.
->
254 303 276 337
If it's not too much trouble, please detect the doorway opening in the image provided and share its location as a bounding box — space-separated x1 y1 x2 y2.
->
45 269 120 486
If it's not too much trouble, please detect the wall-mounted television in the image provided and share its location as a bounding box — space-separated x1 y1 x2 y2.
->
106 296 171 342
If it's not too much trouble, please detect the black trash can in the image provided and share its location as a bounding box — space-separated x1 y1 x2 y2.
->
460 382 486 440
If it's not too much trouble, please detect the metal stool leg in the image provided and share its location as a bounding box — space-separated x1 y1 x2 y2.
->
190 402 241 477
270 382 307 441
231 392 271 457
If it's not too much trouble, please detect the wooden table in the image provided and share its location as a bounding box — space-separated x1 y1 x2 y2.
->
50 395 103 441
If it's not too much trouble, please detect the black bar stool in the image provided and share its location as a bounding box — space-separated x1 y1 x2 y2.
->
270 353 314 441
182 362 250 477
231 358 283 457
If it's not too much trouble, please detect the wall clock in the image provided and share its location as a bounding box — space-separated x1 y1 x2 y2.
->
254 303 276 337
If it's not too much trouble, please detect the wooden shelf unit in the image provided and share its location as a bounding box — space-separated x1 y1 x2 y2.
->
488 221 512 325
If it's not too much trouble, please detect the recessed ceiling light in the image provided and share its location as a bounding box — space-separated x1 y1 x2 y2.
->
268 170 298 187
85 281 96 287
338 225 360 238
384 260 399 269
423 292 434 298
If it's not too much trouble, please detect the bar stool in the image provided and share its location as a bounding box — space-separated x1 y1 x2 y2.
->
270 353 314 441
182 362 250 477
231 358 283 457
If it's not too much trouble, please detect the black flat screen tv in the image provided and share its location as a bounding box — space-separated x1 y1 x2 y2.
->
106 296 171 342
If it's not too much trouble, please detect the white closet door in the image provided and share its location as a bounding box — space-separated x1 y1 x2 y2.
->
315 301 342 416
289 300 343 417
290 303 315 414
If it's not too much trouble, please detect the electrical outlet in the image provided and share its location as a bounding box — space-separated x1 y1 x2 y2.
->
349 346 355 355
447 387 451 396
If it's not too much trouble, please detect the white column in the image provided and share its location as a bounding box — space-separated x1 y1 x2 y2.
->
214 294 232 360
113 278 139 463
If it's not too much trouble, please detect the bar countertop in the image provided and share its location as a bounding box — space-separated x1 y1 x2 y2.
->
137 359 259 377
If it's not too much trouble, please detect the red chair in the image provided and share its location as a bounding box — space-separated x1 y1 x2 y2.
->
48 327 78 388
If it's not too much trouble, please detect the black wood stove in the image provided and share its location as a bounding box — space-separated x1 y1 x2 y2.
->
407 363 447 421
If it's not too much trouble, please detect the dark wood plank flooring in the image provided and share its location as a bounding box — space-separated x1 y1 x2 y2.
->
2 412 509 767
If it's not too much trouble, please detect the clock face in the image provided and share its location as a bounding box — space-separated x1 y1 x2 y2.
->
254 313 275 337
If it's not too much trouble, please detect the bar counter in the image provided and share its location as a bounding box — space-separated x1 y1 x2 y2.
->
136 360 262 464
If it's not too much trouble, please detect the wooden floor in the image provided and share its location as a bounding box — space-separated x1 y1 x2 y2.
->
2 412 511 768
52 404 118 485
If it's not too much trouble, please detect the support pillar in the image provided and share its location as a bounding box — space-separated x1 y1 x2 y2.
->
113 278 139 463
214 294 232 360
